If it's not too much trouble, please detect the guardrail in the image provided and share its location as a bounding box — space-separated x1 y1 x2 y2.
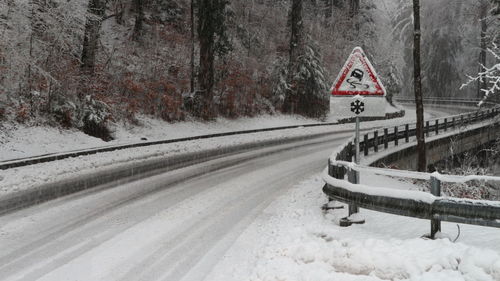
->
324 100 500 238
396 97 491 107
331 106 499 167
323 161 500 238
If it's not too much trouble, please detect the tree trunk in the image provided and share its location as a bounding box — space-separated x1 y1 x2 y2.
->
190 0 195 93
349 0 359 16
197 0 216 119
323 0 332 19
413 0 426 172
132 0 144 42
478 0 488 99
81 0 105 74
285 0 304 114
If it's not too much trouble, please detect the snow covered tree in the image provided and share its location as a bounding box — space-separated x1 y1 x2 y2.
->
288 43 330 118
284 0 329 119
270 57 289 112
194 0 230 120
81 0 106 74
461 42 500 105
461 0 500 104
413 0 426 172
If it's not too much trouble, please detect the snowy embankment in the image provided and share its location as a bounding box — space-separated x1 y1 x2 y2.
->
0 101 409 162
206 173 500 281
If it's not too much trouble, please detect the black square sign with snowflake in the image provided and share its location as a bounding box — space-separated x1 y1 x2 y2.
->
350 100 365 115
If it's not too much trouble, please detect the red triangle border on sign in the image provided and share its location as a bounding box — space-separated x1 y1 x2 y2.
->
331 47 385 96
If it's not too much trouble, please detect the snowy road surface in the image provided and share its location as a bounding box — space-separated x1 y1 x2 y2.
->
1 105 496 281
0 134 349 281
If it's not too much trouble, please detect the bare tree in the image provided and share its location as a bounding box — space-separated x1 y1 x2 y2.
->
284 0 304 114
413 0 426 172
478 0 489 98
190 0 195 93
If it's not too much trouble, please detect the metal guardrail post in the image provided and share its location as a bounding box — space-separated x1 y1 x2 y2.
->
405 124 409 143
444 118 447 132
452 117 455 129
430 176 441 239
374 131 379 152
461 115 464 127
435 120 439 135
384 128 388 149
364 134 369 156
425 121 430 137
347 168 360 216
394 126 398 146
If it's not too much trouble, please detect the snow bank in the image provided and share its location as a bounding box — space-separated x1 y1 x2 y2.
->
322 168 436 204
241 175 500 281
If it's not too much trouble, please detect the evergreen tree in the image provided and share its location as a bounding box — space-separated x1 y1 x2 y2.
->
284 0 329 119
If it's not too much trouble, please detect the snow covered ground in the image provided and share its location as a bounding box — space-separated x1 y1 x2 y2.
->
207 173 500 281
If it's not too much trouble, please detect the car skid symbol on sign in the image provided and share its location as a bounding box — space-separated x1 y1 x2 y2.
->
351 100 365 115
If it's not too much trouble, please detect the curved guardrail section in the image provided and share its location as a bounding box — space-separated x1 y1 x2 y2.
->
324 99 500 237
323 161 500 228
330 103 499 167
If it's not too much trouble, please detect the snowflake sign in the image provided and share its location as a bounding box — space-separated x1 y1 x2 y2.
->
351 100 365 115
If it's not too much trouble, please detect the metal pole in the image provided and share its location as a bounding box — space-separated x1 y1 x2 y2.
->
355 116 360 164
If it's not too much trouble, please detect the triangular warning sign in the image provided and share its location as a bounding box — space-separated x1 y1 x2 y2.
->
331 47 386 96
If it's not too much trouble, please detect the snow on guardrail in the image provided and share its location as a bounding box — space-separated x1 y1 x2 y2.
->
324 103 500 235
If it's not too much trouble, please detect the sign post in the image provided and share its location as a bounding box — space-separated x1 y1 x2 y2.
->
331 47 387 226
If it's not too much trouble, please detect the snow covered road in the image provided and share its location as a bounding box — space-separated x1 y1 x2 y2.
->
0 134 348 281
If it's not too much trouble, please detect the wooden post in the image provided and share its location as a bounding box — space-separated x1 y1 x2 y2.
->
435 120 439 135
394 126 399 146
425 121 430 137
374 131 378 152
430 176 441 239
444 118 447 132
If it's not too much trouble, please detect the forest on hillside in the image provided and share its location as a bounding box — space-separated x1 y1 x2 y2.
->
0 0 499 140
